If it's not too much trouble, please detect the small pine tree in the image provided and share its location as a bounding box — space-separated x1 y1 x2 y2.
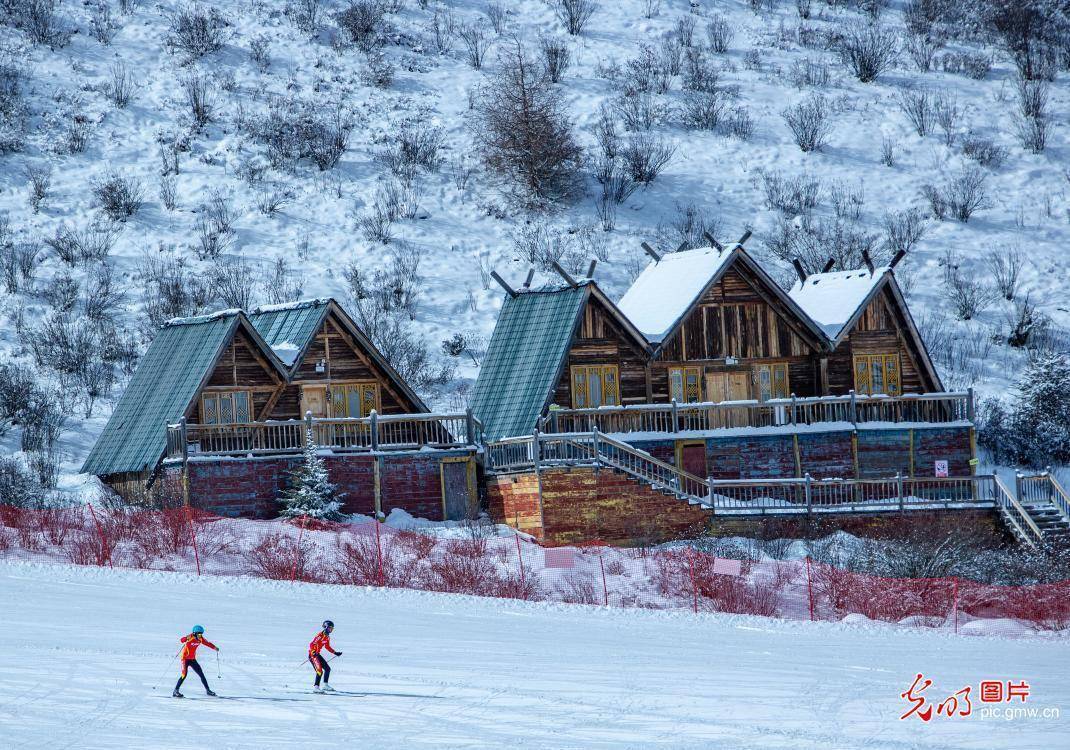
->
279 429 345 520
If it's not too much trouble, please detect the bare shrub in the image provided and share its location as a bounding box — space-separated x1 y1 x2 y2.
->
106 61 133 108
180 71 214 127
166 5 226 61
0 239 41 294
263 257 304 305
938 51 992 79
356 201 394 244
764 215 880 273
555 0 596 36
335 0 385 52
905 32 944 71
253 99 355 171
882 208 926 255
10 0 73 48
923 166 989 222
23 162 52 213
485 2 506 34
621 132 674 185
759 169 821 216
674 15 695 47
378 122 444 179
248 35 270 72
458 21 491 69
706 15 733 53
944 267 995 320
837 22 897 82
1002 294 1049 349
255 185 294 216
428 7 455 54
289 0 322 33
92 172 143 221
540 36 571 83
897 89 932 136
879 136 896 166
44 221 121 264
986 0 1064 81
1014 76 1049 153
960 134 1007 168
159 174 177 211
985 247 1024 301
781 93 832 152
472 42 583 204
788 58 830 88
932 90 959 147
0 59 26 154
656 202 721 252
361 48 394 88
723 106 754 141
1015 115 1048 153
138 252 212 330
611 91 666 131
211 255 257 310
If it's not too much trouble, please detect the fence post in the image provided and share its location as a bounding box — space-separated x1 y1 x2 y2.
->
592 426 600 462
790 394 797 425
686 548 698 614
804 473 812 516
848 390 857 427
598 553 608 606
465 407 475 445
952 577 959 635
85 503 112 568
374 517 385 587
533 428 542 470
805 557 815 621
896 471 904 512
966 387 975 423
369 410 379 451
1015 471 1023 503
291 515 306 583
671 399 680 434
186 505 201 576
304 410 313 444
514 531 526 599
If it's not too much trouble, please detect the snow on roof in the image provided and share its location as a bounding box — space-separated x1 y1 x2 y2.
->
163 309 242 327
617 247 734 342
788 267 889 341
271 341 301 366
250 298 332 314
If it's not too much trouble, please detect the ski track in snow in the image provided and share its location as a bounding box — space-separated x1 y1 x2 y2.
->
0 561 1066 749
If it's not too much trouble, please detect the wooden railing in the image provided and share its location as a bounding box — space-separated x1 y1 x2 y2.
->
1016 470 1070 522
994 475 1046 549
166 410 482 458
542 390 973 435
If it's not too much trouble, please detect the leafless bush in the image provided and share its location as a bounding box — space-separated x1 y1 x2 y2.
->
138 252 212 330
643 0 661 18
932 90 959 147
960 133 1007 168
764 215 881 272
829 180 864 221
987 0 1063 81
428 7 455 54
253 99 355 171
92 172 143 221
44 221 121 264
0 236 40 294
937 51 992 79
91 2 117 45
361 48 394 88
723 106 754 140
1014 76 1049 153
781 93 832 152
289 0 322 33
674 15 695 47
378 122 444 179
381 176 423 220
458 21 490 69
788 58 830 88
1015 114 1048 153
485 2 506 34
882 208 926 255
23 162 51 213
180 71 214 127
879 136 896 166
255 185 294 216
166 5 226 61
105 60 134 108
357 200 394 244
621 132 674 185
9 0 73 48
540 36 571 83
706 15 732 53
335 0 385 52
837 22 897 83
905 32 944 71
210 255 257 309
0 59 25 154
248 35 270 72
681 90 728 130
922 166 989 222
656 202 721 252
611 91 666 131
985 247 1024 301
759 169 821 216
472 42 583 204
897 88 932 136
1002 294 1049 348
594 154 638 214
159 174 177 211
794 0 812 17
263 257 303 305
555 0 596 36
623 44 672 95
943 266 995 320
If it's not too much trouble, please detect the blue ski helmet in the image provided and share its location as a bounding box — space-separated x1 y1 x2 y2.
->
192 624 205 634
322 620 334 630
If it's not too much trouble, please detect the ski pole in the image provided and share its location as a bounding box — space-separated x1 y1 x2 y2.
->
151 649 182 692
216 650 222 679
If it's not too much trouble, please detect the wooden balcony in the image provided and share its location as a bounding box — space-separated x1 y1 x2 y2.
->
165 410 482 459
541 390 973 436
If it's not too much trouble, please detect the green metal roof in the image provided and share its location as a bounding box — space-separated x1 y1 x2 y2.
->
470 284 588 441
81 312 242 477
248 298 330 370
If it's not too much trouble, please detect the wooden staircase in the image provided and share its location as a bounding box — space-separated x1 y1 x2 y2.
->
1016 472 1070 545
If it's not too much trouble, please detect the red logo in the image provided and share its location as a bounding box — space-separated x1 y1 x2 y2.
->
900 675 1031 721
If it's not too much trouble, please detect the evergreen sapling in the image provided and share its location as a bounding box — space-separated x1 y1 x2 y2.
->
279 429 345 520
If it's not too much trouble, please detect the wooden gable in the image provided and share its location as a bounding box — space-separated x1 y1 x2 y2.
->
191 328 285 424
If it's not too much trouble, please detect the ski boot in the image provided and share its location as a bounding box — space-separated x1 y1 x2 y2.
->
172 689 184 698
206 689 217 697
321 684 335 693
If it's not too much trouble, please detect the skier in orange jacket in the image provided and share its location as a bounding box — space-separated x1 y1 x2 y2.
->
173 625 219 698
309 620 342 692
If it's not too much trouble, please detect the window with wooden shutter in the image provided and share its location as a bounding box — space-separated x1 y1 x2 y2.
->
329 383 380 417
570 365 620 408
201 391 252 424
669 366 702 403
753 363 790 401
853 354 901 395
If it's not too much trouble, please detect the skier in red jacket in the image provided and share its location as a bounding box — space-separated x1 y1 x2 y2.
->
173 625 219 698
309 620 342 692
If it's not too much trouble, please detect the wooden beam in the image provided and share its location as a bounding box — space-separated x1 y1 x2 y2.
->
702 231 723 251
861 249 875 274
889 249 906 268
490 270 518 298
551 260 579 288
821 257 835 273
676 241 689 252
522 268 535 288
326 314 414 414
736 230 752 246
641 242 661 261
792 258 808 284
586 259 597 278
258 384 286 421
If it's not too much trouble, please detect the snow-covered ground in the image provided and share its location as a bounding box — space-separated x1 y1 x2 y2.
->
1 560 1067 749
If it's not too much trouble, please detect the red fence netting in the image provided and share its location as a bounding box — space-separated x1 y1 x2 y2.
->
0 504 1067 638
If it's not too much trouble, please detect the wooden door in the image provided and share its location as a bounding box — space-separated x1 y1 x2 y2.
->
441 459 474 521
705 371 751 428
301 386 328 417
678 441 707 478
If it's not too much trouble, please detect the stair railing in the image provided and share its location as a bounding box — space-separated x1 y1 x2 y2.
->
993 475 1045 549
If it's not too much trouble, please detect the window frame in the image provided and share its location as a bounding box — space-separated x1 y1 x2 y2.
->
570 364 621 409
668 366 703 403
200 389 252 425
753 362 790 402
327 381 381 418
853 353 901 396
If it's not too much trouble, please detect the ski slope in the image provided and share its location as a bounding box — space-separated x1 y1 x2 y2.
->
0 562 1066 750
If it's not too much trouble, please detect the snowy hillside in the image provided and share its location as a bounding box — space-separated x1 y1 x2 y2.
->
0 0 1068 484
2 560 1068 749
